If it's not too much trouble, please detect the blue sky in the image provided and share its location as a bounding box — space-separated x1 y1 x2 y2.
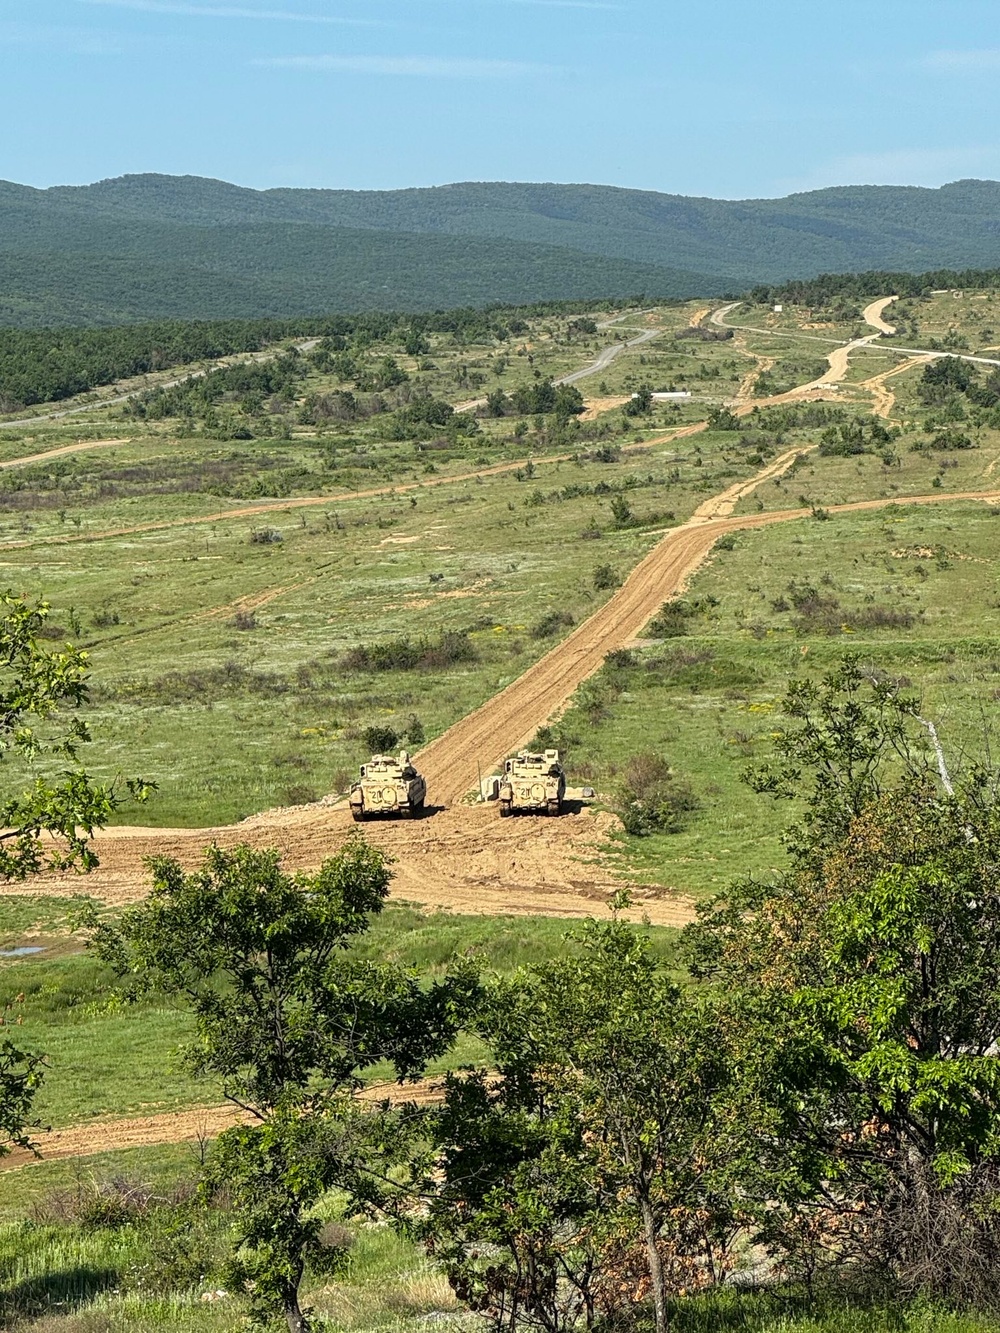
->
3 0 999 197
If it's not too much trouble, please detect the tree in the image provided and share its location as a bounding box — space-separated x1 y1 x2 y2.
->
0 593 154 1166
90 840 477 1333
622 384 653 416
707 407 740 431
0 1026 45 1162
743 654 930 864
423 914 732 1333
686 658 1000 1303
689 790 1000 1302
609 493 633 528
0 593 153 881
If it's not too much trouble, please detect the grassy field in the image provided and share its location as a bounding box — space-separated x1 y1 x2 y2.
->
3 291 1000 1330
0 893 681 1127
0 309 769 827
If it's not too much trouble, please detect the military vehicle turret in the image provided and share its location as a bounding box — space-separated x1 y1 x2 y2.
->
349 751 426 821
498 749 566 817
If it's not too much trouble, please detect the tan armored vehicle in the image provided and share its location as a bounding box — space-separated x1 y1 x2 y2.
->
498 749 566 817
349 751 426 821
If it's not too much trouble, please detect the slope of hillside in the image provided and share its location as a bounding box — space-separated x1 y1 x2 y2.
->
0 215 722 327
41 175 1000 276
3 174 1000 325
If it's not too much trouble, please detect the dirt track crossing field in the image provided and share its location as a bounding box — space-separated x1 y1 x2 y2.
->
22 460 1000 924
4 304 993 929
0 1079 448 1173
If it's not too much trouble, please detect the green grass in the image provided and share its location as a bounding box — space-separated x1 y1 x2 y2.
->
0 905 680 1125
4 292 1000 1330
671 1290 1000 1333
549 498 1000 895
3 1135 998 1332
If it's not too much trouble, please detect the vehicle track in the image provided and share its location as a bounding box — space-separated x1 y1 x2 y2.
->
859 355 934 419
0 1078 447 1173
0 438 131 468
0 429 700 554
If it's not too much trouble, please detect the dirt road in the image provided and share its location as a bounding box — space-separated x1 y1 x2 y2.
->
37 441 1000 932
716 296 912 414
556 325 663 387
0 438 131 468
859 355 934 419
862 296 898 335
0 1078 447 1172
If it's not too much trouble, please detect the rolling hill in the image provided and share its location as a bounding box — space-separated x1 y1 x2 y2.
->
4 174 1000 325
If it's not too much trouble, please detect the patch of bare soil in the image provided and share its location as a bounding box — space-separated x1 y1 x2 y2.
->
580 396 631 421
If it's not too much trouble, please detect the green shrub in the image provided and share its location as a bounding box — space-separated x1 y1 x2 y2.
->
615 753 698 836
361 725 398 753
531 611 576 640
343 631 477 672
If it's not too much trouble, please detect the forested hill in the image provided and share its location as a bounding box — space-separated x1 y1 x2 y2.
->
4 174 1000 326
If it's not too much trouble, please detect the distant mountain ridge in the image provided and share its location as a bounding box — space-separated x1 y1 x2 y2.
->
2 174 1000 326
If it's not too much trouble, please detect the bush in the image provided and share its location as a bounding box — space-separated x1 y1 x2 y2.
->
593 563 620 591
646 597 717 638
708 407 741 431
531 610 576 640
361 725 399 753
249 527 283 545
615 754 698 836
343 631 477 673
78 1176 156 1230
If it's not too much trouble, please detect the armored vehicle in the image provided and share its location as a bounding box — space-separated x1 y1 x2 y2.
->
498 749 566 817
349 751 426 821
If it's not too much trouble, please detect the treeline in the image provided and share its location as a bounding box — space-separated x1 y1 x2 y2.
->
0 298 647 414
0 319 294 412
58 658 1000 1331
749 266 1000 306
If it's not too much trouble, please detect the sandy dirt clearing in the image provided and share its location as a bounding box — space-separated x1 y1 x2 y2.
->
580 395 631 420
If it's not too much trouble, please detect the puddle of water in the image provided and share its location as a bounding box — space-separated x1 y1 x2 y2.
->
0 946 45 957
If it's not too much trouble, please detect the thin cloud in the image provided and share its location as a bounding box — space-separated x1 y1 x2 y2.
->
81 0 382 25
923 48 1000 72
255 53 559 77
